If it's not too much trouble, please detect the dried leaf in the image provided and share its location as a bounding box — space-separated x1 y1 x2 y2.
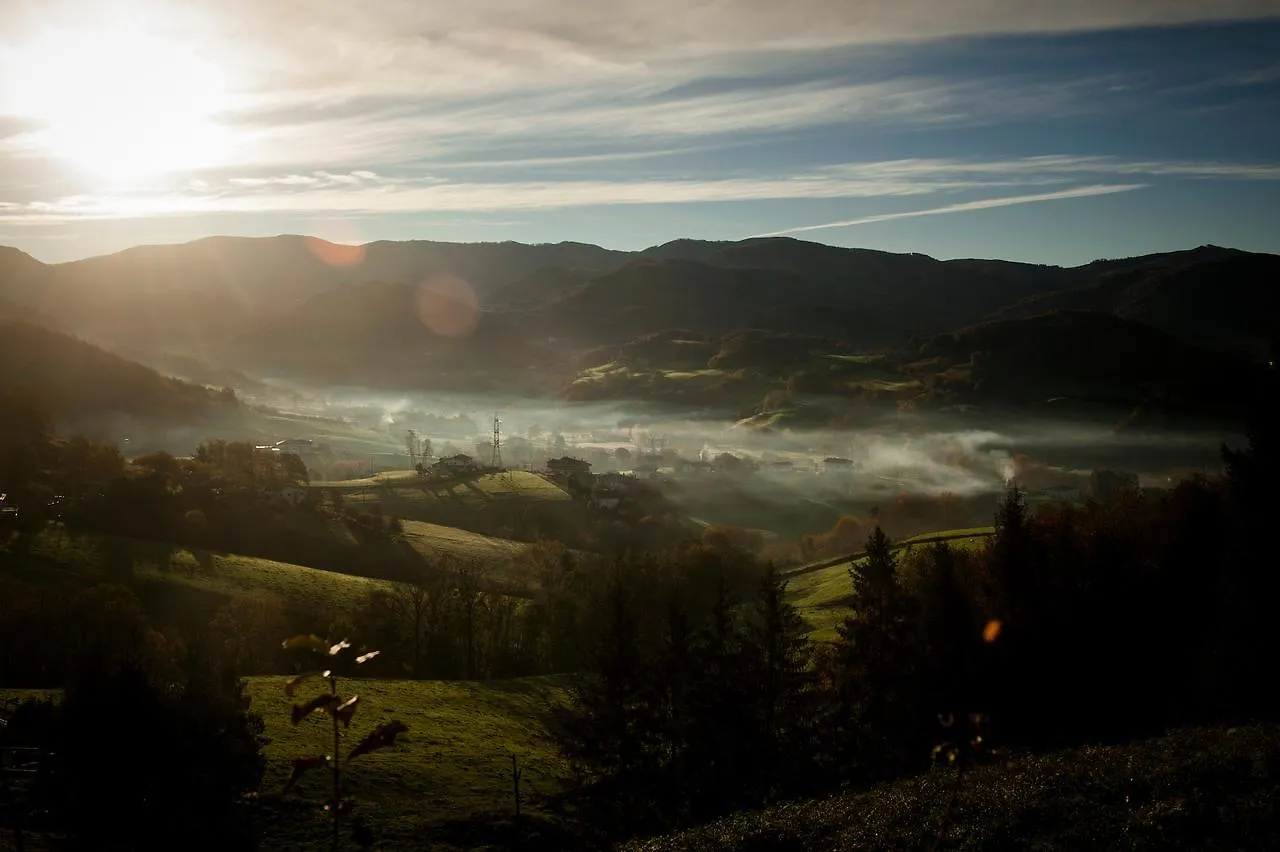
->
334 695 360 728
348 720 409 761
292 693 340 725
282 634 329 654
282 755 330 794
355 650 381 665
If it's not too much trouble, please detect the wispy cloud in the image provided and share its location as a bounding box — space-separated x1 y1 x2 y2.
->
754 184 1147 236
10 152 1279 224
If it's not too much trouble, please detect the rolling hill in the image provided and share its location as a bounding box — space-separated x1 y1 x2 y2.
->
909 309 1261 418
992 246 1279 358
0 320 241 429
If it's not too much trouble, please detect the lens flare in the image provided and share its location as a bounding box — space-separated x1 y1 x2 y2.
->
414 274 479 337
307 237 366 268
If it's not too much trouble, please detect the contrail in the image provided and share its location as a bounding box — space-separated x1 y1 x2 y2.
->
751 183 1147 237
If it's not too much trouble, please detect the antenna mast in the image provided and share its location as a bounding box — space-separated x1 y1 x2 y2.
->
491 414 503 469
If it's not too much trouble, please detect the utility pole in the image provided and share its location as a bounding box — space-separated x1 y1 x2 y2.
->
406 429 419 469
491 414 503 470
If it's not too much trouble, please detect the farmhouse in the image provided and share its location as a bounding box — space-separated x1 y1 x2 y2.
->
546 455 591 476
433 454 476 474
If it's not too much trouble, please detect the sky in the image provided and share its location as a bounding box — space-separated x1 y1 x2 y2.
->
1 0 1278 265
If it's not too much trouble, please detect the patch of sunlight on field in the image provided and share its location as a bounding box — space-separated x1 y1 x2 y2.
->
821 352 885 365
662 369 726 380
855 378 923 393
138 551 396 614
309 470 422 489
901 527 994 547
472 471 570 501
8 525 393 616
400 520 526 563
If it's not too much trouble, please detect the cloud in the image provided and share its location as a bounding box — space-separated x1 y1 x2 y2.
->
753 184 1147 236
140 1 1280 103
10 151 1280 224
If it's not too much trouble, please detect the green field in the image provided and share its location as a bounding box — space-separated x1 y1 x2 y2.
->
249 675 568 849
401 520 526 563
1 676 571 850
7 525 397 616
315 470 570 507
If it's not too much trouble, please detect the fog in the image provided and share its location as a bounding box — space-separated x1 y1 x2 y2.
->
236 379 1240 508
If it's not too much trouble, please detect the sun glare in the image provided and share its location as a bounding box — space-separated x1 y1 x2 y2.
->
2 27 233 180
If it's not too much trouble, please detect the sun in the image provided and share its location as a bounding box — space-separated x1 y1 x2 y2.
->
2 27 233 181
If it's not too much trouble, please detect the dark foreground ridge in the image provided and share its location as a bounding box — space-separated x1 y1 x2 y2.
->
629 723 1280 851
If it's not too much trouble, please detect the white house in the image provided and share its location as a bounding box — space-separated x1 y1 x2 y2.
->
433 453 475 474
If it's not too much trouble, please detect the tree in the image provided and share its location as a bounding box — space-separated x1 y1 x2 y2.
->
914 542 981 725
54 626 266 850
832 526 916 777
747 562 814 794
550 571 658 832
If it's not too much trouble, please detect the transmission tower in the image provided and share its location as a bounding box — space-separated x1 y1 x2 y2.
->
491 414 503 469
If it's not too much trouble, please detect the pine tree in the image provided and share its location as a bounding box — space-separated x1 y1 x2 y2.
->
916 542 980 725
748 562 814 796
550 572 658 827
833 526 916 778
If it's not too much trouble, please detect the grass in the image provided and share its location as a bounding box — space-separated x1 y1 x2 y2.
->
400 520 527 563
6 525 398 617
137 551 395 616
314 470 569 506
248 675 570 850
1 676 572 851
626 722 1280 851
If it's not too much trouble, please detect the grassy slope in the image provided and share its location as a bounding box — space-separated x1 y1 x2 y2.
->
785 527 994 641
251 675 569 850
313 470 568 501
627 723 1280 851
6 525 398 616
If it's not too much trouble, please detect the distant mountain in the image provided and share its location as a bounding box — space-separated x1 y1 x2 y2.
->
227 281 562 391
993 246 1279 358
515 257 901 347
699 237 1078 332
2 235 1274 406
0 236 631 354
486 266 597 310
0 320 240 428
